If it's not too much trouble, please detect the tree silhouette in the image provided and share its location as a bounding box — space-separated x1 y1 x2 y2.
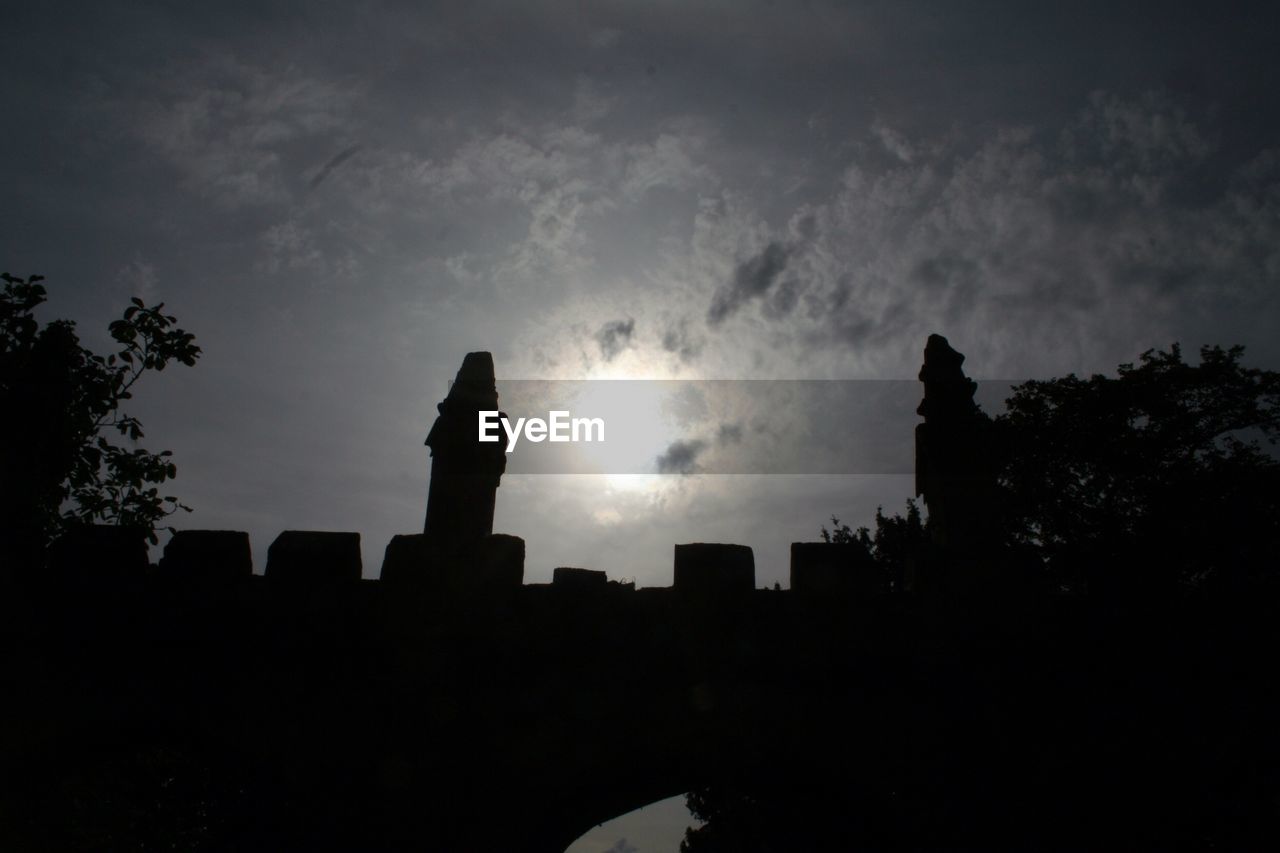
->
0 272 201 557
820 345 1280 594
681 786 769 852
995 344 1280 592
684 344 1280 848
821 499 925 594
823 499 925 562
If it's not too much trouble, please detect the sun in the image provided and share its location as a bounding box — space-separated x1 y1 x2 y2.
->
567 379 676 478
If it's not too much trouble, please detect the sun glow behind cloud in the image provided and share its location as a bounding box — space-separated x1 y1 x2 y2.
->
570 379 675 472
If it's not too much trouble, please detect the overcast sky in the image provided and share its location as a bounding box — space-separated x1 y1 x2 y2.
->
5 0 1279 847
7 0 1280 589
6 0 1280 579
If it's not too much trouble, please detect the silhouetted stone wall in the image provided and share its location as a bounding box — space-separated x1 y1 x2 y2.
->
160 530 253 581
266 531 362 583
674 543 755 597
553 567 607 589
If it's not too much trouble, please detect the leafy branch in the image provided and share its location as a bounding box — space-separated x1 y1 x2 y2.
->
1 271 202 545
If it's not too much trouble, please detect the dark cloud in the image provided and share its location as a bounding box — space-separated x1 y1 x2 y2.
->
596 318 635 361
707 241 792 326
717 422 743 445
308 144 361 190
661 319 703 363
703 90 1280 378
761 278 801 320
655 439 707 474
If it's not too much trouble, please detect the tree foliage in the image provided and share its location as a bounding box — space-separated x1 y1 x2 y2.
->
818 344 1280 592
822 499 924 560
681 786 767 853
995 344 1280 590
0 272 201 548
821 499 926 592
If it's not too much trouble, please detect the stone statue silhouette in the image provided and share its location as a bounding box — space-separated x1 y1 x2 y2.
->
423 352 508 550
914 334 999 552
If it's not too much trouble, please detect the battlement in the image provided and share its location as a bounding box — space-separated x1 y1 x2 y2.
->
33 337 1004 606
40 525 891 606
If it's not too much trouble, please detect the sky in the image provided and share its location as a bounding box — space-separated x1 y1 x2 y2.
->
6 0 1278 590
4 0 1279 847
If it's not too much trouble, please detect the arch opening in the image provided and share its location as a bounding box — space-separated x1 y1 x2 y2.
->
563 792 696 853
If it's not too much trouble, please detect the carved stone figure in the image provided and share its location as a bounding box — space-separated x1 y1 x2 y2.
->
423 352 508 550
914 334 1000 551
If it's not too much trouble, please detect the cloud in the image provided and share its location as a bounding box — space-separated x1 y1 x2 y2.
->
650 420 742 477
761 277 801 320
717 422 743 445
683 91 1280 377
258 218 357 278
661 318 703 364
129 55 358 209
622 133 715 198
872 119 915 163
308 144 361 190
115 257 159 303
592 507 624 526
573 78 616 125
656 439 707 474
597 318 636 361
415 132 579 198
589 27 621 50
413 122 713 284
706 241 793 326
509 181 599 277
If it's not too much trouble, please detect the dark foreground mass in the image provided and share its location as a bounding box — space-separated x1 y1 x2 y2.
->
2 549 1278 852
